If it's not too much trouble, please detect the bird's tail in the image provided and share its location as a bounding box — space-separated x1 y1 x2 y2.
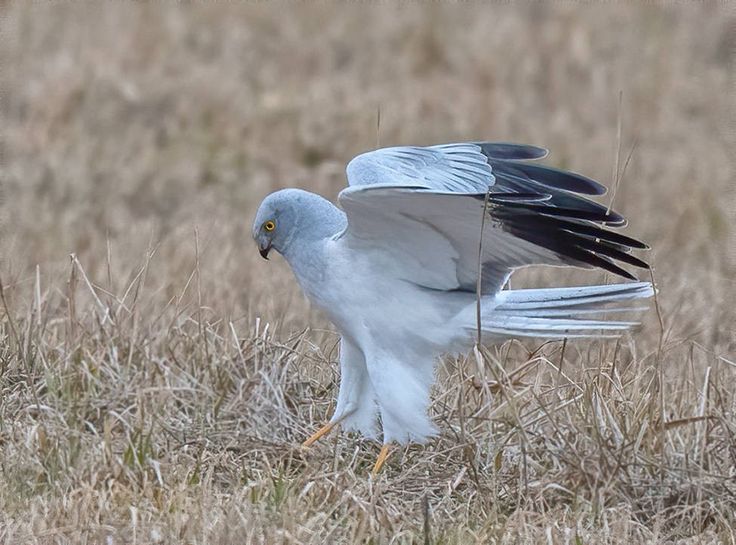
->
478 281 654 339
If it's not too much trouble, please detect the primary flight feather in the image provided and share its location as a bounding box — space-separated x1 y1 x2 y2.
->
252 142 653 472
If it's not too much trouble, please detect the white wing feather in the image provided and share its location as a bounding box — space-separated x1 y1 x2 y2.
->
338 186 560 294
346 143 495 192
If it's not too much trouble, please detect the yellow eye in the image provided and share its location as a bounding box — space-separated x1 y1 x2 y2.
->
264 220 276 232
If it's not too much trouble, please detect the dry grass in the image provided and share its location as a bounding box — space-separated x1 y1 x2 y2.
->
1 2 735 544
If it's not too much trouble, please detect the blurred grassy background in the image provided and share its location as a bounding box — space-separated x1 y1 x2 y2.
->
1 2 735 544
4 3 734 329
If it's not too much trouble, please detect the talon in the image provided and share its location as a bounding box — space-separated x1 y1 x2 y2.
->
371 444 391 476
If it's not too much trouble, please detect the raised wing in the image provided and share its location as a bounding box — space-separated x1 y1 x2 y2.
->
346 141 608 194
338 142 648 295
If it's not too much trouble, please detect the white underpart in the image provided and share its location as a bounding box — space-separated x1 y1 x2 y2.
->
290 239 463 444
330 338 377 439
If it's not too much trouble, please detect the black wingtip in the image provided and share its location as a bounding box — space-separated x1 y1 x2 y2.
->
491 200 651 281
475 142 549 161
503 162 608 196
487 192 552 203
500 201 626 225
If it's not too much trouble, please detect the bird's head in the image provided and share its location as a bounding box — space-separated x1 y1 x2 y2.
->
252 190 296 260
252 188 345 260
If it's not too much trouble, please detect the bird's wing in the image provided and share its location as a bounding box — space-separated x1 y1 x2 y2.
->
338 144 648 294
346 141 609 196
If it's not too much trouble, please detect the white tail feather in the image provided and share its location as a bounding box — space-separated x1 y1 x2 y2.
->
480 282 654 339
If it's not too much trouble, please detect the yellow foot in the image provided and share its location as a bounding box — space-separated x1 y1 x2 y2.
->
302 421 337 448
371 444 391 476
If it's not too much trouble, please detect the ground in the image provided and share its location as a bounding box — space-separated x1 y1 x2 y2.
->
1 3 735 544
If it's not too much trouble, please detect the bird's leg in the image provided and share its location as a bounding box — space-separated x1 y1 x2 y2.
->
371 444 392 476
302 409 356 448
302 422 336 448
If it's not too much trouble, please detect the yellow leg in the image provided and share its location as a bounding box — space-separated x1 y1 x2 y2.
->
371 444 391 476
302 421 337 448
302 409 356 448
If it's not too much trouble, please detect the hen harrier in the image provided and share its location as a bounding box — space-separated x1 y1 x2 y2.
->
252 142 653 474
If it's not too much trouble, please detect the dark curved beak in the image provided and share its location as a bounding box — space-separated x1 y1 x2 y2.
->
259 241 272 260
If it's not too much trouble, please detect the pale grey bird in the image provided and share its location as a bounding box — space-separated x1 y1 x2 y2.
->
252 142 653 474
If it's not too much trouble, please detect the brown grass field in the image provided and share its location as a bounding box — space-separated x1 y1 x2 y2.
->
1 2 735 544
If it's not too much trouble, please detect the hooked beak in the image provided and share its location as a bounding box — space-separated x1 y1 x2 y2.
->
258 240 272 260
